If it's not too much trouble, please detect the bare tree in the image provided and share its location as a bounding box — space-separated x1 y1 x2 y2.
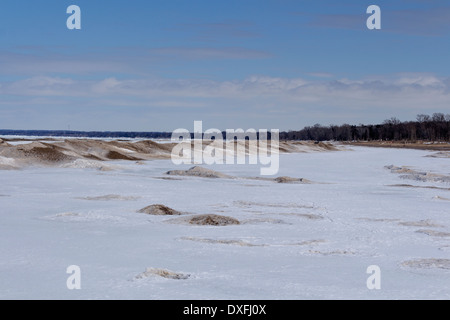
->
416 114 430 123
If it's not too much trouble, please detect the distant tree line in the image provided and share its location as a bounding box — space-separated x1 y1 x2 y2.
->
1 113 449 142
279 113 450 142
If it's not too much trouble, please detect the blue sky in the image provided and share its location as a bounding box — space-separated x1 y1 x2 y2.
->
1 0 450 131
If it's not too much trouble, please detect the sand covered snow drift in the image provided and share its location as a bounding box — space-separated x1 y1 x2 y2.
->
0 138 175 169
135 268 190 280
167 214 241 226
385 165 450 183
0 138 339 170
166 166 233 179
137 204 184 215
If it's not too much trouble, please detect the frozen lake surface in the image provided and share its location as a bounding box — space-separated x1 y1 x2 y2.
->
0 146 449 299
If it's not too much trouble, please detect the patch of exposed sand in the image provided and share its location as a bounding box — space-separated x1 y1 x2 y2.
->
401 259 450 270
279 141 340 153
425 151 450 158
246 176 317 184
166 166 233 179
241 218 289 225
180 140 339 157
398 220 444 228
0 139 10 147
416 229 450 237
307 249 356 256
274 176 312 184
165 167 317 184
1 142 75 164
188 214 240 226
135 268 190 280
60 139 174 161
105 150 140 160
61 159 117 171
168 214 240 226
138 204 184 215
385 165 450 183
297 239 327 246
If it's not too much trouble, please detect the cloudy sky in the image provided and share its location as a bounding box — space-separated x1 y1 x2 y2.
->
1 0 450 131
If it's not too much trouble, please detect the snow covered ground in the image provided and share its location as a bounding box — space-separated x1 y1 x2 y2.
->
0 146 449 299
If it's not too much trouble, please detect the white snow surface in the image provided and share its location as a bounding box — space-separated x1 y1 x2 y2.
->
0 146 449 299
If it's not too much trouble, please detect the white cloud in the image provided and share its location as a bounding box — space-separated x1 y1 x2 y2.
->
4 77 76 96
1 73 449 106
91 78 122 94
1 73 449 130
